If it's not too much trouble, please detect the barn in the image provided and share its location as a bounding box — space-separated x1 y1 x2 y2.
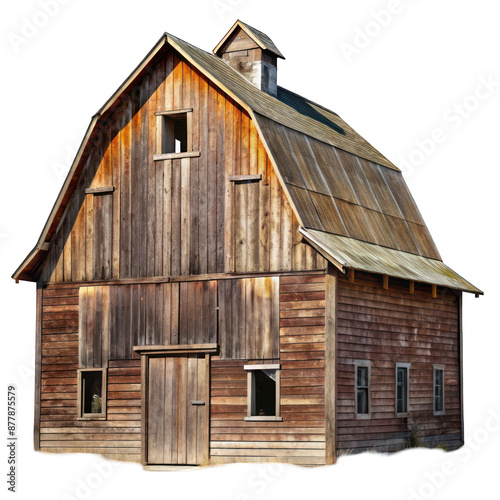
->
12 20 482 468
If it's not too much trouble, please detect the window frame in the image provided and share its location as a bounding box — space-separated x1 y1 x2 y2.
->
354 360 371 420
76 368 107 420
154 108 200 160
395 362 410 417
244 363 282 422
433 364 445 416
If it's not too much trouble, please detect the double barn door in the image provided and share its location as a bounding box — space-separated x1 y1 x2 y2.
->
145 354 209 465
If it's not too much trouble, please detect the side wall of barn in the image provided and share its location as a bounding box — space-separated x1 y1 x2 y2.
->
335 271 462 454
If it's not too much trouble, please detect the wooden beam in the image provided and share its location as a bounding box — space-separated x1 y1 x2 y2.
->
409 280 415 294
133 343 218 354
153 151 200 161
34 284 43 451
382 274 389 290
154 108 193 116
325 265 337 465
141 354 148 465
229 174 262 182
243 363 280 371
348 268 355 284
85 186 115 195
44 269 326 288
203 354 210 466
458 292 464 445
432 284 437 299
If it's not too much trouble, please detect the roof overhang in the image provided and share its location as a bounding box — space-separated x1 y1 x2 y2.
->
300 227 483 295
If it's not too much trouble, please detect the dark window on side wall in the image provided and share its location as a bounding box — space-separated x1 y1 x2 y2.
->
434 366 445 415
254 369 276 416
355 360 371 419
244 364 282 422
396 363 410 416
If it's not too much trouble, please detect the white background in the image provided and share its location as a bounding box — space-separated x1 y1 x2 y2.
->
1 1 498 499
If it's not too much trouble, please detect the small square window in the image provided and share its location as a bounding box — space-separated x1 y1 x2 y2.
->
433 365 445 415
244 364 282 422
155 109 195 159
163 114 187 153
77 368 107 419
355 360 371 419
395 363 410 416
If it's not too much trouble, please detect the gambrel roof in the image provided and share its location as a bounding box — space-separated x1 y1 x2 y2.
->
12 27 482 294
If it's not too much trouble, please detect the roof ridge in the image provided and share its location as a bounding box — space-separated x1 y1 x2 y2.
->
237 20 285 59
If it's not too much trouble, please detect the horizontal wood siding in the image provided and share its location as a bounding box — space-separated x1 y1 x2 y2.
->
336 272 462 454
209 273 326 466
38 50 326 283
40 284 141 462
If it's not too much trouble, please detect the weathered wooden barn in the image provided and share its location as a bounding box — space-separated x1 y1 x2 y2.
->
13 21 482 467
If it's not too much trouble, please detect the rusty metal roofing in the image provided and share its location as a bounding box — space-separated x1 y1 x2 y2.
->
301 228 482 294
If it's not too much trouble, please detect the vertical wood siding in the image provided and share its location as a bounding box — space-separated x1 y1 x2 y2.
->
217 276 279 360
38 50 325 283
209 274 326 466
78 281 218 365
146 355 208 465
336 272 462 454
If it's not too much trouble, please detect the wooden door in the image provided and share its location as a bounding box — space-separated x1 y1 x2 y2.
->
146 354 209 465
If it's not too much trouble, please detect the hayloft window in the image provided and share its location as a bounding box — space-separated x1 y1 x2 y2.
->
77 368 107 419
154 108 200 161
355 360 371 419
433 365 445 415
395 363 410 416
244 364 282 422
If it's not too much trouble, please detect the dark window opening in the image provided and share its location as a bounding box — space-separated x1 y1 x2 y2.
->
82 371 103 415
356 366 369 415
396 366 409 414
434 369 444 413
160 114 188 154
252 369 276 417
173 115 187 153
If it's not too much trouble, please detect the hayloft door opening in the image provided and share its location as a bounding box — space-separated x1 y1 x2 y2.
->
145 354 209 465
